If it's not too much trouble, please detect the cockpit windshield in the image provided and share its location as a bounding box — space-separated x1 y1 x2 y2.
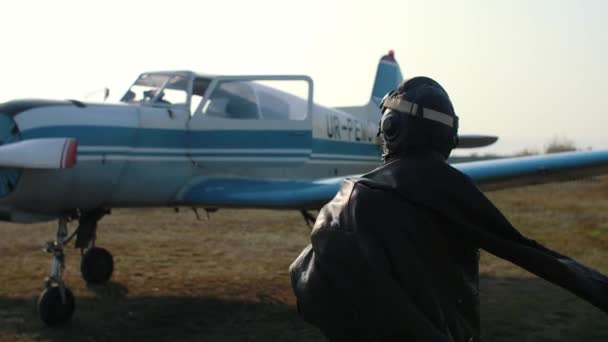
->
121 73 189 106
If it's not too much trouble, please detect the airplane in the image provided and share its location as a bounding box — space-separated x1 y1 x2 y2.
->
0 51 607 326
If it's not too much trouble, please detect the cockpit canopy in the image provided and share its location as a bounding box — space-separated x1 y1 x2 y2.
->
121 71 211 113
120 71 311 120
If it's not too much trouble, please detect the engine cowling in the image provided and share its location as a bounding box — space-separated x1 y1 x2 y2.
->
0 112 77 198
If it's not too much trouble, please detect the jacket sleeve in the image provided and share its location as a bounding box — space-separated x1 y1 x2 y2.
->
441 171 608 314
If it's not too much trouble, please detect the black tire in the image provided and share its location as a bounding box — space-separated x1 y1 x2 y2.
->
80 247 114 284
37 286 75 326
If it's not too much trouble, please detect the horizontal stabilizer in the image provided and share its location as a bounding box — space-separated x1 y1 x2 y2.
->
457 135 498 148
0 138 77 169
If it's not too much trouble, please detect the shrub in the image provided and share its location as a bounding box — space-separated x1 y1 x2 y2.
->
545 136 577 154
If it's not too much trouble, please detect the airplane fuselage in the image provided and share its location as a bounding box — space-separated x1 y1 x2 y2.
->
0 93 382 221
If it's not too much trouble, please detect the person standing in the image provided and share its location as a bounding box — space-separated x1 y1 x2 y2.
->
290 77 608 342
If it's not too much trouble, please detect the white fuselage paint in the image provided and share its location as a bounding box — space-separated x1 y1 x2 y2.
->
0 79 383 220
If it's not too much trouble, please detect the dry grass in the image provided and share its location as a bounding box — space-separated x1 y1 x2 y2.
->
0 177 607 341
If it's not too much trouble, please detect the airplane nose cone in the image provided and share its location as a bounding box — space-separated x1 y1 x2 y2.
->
0 113 22 197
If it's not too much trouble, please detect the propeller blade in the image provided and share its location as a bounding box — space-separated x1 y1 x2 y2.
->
0 138 77 169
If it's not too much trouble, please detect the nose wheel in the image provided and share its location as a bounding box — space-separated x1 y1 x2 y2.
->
37 285 75 326
80 247 114 284
37 210 111 325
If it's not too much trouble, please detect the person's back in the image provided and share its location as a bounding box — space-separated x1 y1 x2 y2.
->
290 77 608 341
354 155 482 341
291 157 482 340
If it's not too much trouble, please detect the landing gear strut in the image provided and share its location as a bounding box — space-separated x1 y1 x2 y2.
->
37 209 112 325
38 217 75 325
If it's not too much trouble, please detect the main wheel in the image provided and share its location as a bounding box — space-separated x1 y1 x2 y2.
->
37 286 75 326
80 247 114 284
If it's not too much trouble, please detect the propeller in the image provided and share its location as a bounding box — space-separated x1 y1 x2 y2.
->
0 138 77 169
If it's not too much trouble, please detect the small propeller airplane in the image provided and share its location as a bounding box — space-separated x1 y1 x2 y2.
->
1 51 607 325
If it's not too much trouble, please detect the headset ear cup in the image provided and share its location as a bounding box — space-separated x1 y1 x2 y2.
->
380 109 401 146
452 116 459 149
380 111 391 138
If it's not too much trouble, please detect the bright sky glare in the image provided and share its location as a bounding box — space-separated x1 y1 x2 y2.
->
0 0 605 154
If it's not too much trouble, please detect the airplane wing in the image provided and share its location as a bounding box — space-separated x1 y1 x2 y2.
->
454 150 608 191
180 150 608 209
181 176 347 210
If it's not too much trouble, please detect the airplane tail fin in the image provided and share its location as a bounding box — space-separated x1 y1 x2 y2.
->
370 50 403 107
337 53 500 149
337 51 403 120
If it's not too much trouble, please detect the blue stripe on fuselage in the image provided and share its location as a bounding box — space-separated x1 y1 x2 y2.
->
22 126 138 146
21 126 381 158
313 139 381 157
77 151 311 158
21 126 311 149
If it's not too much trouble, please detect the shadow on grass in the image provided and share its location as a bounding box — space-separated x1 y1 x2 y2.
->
479 275 608 342
0 288 324 342
1 276 607 342
86 281 129 300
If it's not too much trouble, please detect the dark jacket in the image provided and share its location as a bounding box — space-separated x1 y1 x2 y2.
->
290 155 608 342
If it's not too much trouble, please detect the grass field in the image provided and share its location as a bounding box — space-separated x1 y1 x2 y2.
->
0 177 607 341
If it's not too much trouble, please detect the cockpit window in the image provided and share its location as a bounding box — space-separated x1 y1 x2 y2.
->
121 73 189 106
202 81 260 119
190 77 212 114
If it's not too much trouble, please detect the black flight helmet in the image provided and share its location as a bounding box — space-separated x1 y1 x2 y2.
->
379 76 459 160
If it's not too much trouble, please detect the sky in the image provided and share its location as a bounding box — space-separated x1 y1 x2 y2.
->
0 0 605 155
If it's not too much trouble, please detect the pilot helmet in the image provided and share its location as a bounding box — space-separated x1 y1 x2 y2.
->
379 76 459 161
